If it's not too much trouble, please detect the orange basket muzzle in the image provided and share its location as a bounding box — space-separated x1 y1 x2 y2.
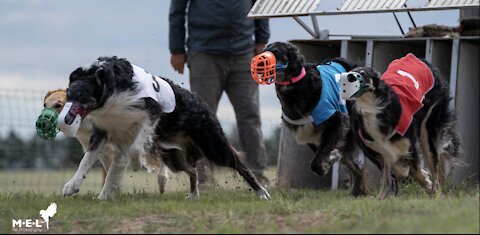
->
251 51 277 85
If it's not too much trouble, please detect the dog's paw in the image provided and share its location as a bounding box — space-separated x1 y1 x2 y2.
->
329 149 342 162
129 153 142 172
157 175 168 194
97 191 115 200
311 161 329 176
421 168 434 192
256 188 271 200
186 192 200 200
310 164 327 176
97 184 121 200
63 179 80 197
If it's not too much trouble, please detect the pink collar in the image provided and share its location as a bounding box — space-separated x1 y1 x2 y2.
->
276 67 306 85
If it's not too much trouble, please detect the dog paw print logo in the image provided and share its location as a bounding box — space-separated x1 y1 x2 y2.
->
39 203 57 230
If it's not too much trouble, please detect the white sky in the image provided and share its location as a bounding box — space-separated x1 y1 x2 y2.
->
0 0 460 138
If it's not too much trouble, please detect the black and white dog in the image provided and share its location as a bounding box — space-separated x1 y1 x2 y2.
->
43 88 170 194
341 53 462 199
60 56 270 200
252 42 367 196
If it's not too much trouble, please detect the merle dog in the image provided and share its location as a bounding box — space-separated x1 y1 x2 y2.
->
343 53 462 199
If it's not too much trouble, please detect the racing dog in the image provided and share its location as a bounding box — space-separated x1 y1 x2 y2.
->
60 56 270 200
341 53 462 199
43 88 170 194
251 42 368 196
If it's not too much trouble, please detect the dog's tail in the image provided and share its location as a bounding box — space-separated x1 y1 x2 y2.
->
188 115 264 192
438 120 464 165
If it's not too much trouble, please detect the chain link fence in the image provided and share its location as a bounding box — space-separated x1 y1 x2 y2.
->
0 89 280 195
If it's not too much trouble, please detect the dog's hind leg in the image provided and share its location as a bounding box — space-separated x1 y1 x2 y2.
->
377 159 398 200
437 122 463 188
129 149 142 172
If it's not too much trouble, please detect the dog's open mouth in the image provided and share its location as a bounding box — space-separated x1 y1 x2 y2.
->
57 101 88 137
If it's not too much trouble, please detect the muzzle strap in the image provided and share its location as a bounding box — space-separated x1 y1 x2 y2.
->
276 67 306 85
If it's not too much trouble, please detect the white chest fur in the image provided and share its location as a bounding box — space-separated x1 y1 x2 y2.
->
355 93 411 165
292 122 322 146
89 91 154 147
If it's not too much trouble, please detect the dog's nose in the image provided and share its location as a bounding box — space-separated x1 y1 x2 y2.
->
347 73 357 82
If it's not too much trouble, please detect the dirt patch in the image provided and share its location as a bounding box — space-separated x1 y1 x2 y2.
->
69 212 328 233
111 214 174 234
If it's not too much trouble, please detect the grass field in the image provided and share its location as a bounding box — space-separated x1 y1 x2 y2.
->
0 169 479 233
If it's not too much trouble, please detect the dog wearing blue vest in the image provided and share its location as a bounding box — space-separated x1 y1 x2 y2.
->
255 42 369 196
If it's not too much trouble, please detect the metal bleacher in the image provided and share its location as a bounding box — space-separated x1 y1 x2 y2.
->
249 0 479 38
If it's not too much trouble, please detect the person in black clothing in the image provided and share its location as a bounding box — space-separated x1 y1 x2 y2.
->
169 0 270 187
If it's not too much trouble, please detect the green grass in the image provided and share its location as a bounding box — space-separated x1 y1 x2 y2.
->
0 167 278 194
0 168 478 234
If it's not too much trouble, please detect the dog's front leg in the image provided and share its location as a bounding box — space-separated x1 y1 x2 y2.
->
157 163 169 194
310 133 340 176
63 130 108 197
63 150 101 196
98 152 129 200
310 150 335 177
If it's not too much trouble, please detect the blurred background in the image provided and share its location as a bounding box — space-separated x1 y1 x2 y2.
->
0 0 462 194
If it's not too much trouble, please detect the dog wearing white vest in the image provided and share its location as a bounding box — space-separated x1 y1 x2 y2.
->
59 56 270 200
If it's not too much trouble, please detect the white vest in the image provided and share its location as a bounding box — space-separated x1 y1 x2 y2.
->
131 64 176 113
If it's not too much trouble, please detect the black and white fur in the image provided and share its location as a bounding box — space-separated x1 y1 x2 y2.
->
350 61 462 199
263 42 368 196
63 56 270 200
43 89 169 196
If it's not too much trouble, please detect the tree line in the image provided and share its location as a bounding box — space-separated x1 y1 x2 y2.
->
0 126 280 169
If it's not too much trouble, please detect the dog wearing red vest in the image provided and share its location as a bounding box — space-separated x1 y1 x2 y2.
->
341 53 462 199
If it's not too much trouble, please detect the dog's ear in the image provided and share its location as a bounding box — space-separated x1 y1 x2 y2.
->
285 43 304 67
69 67 83 83
359 67 381 88
43 88 66 103
94 67 109 86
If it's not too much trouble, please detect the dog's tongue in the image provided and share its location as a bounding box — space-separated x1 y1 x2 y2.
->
57 101 85 137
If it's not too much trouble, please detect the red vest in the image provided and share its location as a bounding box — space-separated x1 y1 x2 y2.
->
381 53 435 136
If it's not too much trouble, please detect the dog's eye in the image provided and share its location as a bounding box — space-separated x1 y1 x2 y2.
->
53 103 62 109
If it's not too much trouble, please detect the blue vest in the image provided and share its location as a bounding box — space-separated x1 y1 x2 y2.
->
311 62 348 125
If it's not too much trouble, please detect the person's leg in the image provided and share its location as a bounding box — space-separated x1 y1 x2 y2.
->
187 51 227 186
225 52 270 187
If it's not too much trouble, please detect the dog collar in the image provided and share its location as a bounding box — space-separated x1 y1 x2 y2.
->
276 67 306 85
282 112 313 126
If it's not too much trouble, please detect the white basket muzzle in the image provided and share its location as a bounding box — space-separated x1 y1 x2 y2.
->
57 101 86 137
